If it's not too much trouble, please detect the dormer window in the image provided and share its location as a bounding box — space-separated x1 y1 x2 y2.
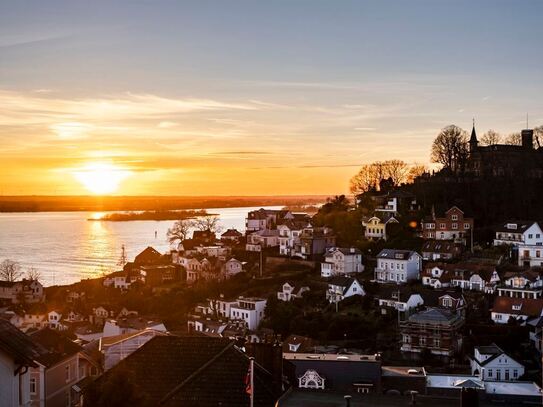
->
451 214 458 221
512 304 522 311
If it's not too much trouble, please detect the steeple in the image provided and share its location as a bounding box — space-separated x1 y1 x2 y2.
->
469 118 478 152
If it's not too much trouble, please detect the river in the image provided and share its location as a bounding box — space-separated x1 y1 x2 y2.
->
0 206 282 286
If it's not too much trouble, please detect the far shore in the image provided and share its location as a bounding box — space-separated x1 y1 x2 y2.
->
0 195 328 213
87 209 216 222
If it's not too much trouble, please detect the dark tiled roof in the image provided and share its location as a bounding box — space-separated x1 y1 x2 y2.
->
494 221 539 234
0 319 43 367
422 240 462 255
492 297 543 317
377 249 417 260
134 246 163 264
408 308 461 326
221 228 243 237
89 336 277 406
30 328 81 367
328 276 357 288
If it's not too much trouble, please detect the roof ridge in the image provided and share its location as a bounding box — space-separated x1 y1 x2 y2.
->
159 340 235 404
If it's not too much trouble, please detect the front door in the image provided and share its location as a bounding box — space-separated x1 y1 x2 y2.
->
496 370 501 380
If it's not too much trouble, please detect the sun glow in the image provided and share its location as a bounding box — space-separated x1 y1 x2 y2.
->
73 163 132 194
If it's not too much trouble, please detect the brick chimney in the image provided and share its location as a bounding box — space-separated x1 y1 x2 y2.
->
522 129 534 149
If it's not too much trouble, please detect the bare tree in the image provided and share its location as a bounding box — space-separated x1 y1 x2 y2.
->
0 259 23 282
431 125 469 174
504 132 521 145
349 164 378 195
167 219 194 244
480 130 501 146
534 125 543 148
26 266 41 282
382 159 409 186
194 216 222 234
406 163 428 183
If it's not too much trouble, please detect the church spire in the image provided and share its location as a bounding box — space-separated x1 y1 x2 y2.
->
469 118 478 152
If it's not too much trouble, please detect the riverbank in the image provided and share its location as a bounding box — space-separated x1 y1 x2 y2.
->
0 195 328 212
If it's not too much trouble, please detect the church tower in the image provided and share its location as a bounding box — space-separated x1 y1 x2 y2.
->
469 120 478 153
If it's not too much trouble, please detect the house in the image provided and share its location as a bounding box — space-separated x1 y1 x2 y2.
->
47 310 67 330
277 221 307 257
223 258 244 278
192 229 216 244
374 249 422 284
245 208 283 233
470 344 524 381
497 270 543 299
29 328 83 407
295 227 336 259
421 240 463 261
527 316 543 353
195 245 230 259
220 228 243 243
422 291 466 314
99 328 169 370
421 206 474 244
372 190 418 217
283 352 381 393
0 319 43 407
491 296 543 324
277 282 310 302
400 308 464 357
102 269 142 290
83 336 280 406
134 246 163 265
140 264 181 286
362 214 399 241
229 297 267 330
246 229 279 251
450 263 500 293
321 247 363 277
102 317 167 338
517 241 543 267
281 334 316 353
0 279 44 304
493 221 542 246
421 263 453 288
326 277 365 303
376 285 424 316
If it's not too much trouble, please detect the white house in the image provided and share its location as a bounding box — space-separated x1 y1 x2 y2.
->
102 318 167 338
491 297 543 324
377 289 424 315
470 344 524 381
450 265 500 293
321 247 364 277
362 215 398 241
0 320 41 407
278 221 307 257
229 297 267 330
374 249 422 284
494 221 542 246
99 329 168 370
245 229 279 252
421 264 453 289
47 310 67 330
223 258 244 278
326 277 365 303
277 282 310 302
497 270 543 299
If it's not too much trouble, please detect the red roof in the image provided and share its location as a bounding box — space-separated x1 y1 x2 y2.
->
492 297 543 317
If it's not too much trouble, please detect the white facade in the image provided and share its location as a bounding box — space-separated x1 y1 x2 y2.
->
277 283 309 301
278 224 303 256
494 222 542 246
229 298 267 330
0 349 32 407
378 293 424 313
374 250 422 284
422 265 451 289
451 271 500 292
326 278 365 303
470 346 525 381
320 248 363 277
223 258 243 278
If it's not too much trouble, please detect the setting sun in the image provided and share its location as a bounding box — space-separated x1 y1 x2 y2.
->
72 162 132 194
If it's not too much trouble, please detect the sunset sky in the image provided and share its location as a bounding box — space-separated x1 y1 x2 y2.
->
2 1 543 195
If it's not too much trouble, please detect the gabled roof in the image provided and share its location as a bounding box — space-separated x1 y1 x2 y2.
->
89 336 277 406
329 247 362 255
377 249 418 260
422 240 462 255
30 328 81 367
408 307 462 326
134 246 163 264
492 297 543 317
0 319 43 368
328 276 358 288
221 228 242 237
495 221 539 234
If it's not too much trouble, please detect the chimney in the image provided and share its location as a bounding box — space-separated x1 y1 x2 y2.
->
522 129 534 149
350 248 355 253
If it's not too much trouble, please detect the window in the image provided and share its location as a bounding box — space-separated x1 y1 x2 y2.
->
434 338 440 347
537 251 541 258
403 335 410 344
65 365 70 382
419 337 426 346
30 378 36 394
488 369 493 378
495 314 502 320
451 214 458 221
440 223 446 229
452 223 458 230
529 234 533 239
513 369 518 378
464 223 470 229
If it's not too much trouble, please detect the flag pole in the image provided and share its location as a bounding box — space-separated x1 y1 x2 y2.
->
250 357 254 407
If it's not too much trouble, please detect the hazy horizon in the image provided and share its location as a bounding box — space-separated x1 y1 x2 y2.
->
2 0 543 195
